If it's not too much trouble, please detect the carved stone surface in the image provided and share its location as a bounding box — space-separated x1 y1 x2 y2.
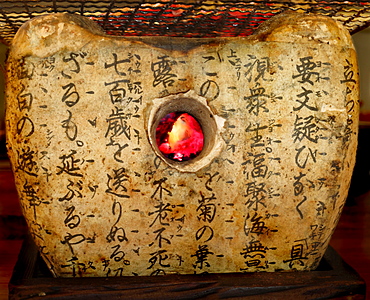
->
6 12 359 277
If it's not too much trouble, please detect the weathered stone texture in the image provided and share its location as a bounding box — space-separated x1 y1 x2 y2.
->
6 12 359 277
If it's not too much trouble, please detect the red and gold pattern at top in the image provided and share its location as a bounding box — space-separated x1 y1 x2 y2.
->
1 0 370 45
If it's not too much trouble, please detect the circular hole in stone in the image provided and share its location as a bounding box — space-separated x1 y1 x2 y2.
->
156 112 204 162
148 92 224 172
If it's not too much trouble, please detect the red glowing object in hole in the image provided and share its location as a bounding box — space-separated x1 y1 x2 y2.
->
156 112 204 162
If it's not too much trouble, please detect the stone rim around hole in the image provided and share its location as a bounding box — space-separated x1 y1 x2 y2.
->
147 91 225 172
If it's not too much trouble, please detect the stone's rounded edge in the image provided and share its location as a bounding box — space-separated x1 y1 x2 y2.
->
252 11 354 48
147 90 226 173
10 13 107 59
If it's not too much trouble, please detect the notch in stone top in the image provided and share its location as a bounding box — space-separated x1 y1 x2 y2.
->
10 11 355 60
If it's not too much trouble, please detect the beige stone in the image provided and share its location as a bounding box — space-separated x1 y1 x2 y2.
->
6 11 359 277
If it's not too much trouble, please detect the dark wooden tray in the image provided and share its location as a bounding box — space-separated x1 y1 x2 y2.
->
9 235 366 299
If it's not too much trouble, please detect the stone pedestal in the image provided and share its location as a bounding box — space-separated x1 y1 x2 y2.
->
6 12 359 277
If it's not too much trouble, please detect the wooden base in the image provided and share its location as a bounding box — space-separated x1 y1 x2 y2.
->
9 236 366 299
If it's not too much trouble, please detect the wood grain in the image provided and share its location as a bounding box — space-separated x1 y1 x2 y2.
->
7 236 366 299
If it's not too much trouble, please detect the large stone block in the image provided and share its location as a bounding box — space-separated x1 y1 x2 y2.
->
6 11 358 277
